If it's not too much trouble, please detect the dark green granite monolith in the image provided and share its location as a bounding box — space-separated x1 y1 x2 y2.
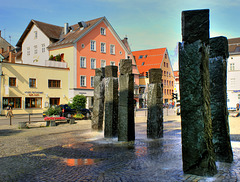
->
92 68 105 131
209 36 233 163
147 68 163 138
179 9 217 176
104 66 118 138
118 59 135 141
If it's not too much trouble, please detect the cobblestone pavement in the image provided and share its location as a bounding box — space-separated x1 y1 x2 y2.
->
0 110 240 181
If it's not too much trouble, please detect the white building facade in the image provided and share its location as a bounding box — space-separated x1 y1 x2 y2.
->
227 38 240 110
22 24 50 65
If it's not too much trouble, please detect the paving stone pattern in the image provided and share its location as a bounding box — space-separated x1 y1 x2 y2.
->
0 114 240 181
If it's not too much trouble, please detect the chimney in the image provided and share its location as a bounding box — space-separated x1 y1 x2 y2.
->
0 47 3 54
0 30 1 37
64 23 69 35
8 46 11 52
9 52 15 63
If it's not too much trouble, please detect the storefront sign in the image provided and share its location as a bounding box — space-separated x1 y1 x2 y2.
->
29 93 39 96
25 91 43 94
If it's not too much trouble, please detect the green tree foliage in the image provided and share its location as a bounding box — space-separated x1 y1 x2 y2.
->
46 105 61 116
70 95 86 112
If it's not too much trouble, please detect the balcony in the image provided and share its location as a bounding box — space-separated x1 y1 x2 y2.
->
45 60 68 68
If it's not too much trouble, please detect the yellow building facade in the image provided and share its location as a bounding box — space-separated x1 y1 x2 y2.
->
0 62 69 115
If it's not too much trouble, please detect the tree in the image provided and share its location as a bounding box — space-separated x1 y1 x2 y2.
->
46 105 61 116
70 95 86 112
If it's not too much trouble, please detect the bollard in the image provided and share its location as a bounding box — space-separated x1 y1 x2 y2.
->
10 115 12 125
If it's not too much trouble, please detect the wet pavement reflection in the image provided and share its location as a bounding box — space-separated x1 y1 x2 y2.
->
0 113 240 181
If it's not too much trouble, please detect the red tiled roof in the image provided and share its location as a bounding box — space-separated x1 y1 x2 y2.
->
16 17 104 48
132 48 166 76
48 17 103 48
228 37 240 53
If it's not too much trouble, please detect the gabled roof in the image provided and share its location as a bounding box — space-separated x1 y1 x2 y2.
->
16 17 131 56
132 48 166 76
16 20 63 47
48 17 103 49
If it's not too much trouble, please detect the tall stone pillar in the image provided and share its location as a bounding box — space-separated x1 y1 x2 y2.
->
104 66 118 138
179 9 217 176
118 59 135 141
92 68 105 131
209 36 233 163
147 68 163 139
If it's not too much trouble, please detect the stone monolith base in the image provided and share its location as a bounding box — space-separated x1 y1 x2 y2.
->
92 68 105 131
179 9 217 176
209 36 233 163
147 83 163 138
104 66 118 138
147 68 163 139
118 59 135 142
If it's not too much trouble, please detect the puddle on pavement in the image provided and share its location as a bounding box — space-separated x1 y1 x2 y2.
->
63 158 102 166
62 143 93 149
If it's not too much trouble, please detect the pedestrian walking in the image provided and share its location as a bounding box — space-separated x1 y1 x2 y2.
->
6 104 13 118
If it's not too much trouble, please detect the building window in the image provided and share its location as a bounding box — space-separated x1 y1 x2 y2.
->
91 76 94 87
27 47 30 56
9 77 16 87
29 78 36 88
42 44 45 53
165 54 167 59
34 31 37 39
166 63 168 68
91 58 96 69
110 61 115 66
164 62 166 67
230 63 235 71
80 76 86 86
101 60 106 68
110 44 115 54
100 27 106 35
34 45 37 54
80 57 86 68
48 80 61 88
50 98 60 106
3 97 21 109
90 40 96 51
25 97 42 108
101 42 106 53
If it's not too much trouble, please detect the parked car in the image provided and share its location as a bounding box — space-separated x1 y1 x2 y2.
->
58 104 92 119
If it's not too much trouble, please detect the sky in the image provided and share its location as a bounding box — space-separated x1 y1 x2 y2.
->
1 0 240 70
